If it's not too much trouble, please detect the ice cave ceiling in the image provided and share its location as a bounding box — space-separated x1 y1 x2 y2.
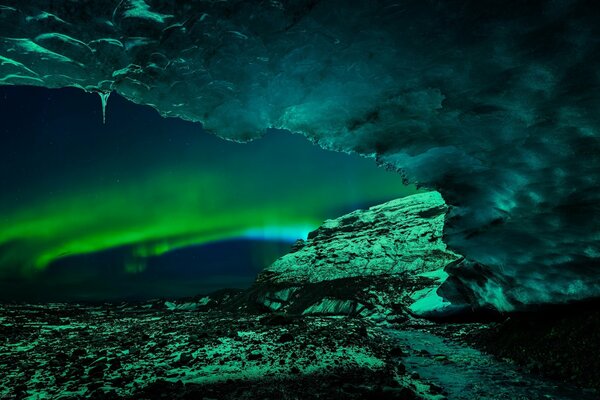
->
0 0 599 311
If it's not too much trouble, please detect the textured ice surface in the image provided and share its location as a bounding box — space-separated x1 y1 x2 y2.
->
1 1 599 311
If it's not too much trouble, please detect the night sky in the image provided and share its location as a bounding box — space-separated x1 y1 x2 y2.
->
0 86 414 302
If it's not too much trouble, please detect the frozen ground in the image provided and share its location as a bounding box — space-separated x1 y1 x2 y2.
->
1 300 597 399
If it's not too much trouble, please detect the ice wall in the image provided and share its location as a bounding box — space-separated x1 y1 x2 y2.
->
1 0 599 312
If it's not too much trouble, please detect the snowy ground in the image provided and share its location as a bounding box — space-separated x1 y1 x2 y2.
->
1 301 597 399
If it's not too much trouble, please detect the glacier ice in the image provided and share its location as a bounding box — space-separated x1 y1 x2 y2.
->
1 0 599 312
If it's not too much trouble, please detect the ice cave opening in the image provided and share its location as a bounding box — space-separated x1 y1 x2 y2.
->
0 85 418 302
1 1 600 398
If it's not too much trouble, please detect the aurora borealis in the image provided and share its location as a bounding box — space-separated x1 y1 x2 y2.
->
0 86 413 300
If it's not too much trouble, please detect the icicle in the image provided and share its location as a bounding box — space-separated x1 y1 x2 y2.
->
98 91 111 124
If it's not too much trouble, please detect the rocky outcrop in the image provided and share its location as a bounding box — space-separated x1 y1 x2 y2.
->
250 192 462 319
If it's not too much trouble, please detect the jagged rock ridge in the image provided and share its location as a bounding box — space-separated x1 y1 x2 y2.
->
251 192 462 318
264 191 457 282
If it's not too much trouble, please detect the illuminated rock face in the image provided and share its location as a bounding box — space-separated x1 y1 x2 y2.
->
252 192 462 317
264 192 458 283
1 0 599 311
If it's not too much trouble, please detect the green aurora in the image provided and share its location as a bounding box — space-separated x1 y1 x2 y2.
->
0 88 415 279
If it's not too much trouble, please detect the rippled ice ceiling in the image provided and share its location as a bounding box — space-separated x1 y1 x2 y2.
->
0 0 599 310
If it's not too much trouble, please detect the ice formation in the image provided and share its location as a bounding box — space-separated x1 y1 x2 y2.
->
98 91 110 124
1 0 599 312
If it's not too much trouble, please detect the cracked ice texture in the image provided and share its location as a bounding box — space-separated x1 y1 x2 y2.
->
1 0 599 311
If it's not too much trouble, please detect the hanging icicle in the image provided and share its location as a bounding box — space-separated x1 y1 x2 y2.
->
98 91 111 124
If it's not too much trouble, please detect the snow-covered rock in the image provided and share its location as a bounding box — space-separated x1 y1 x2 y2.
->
263 191 458 283
252 192 462 317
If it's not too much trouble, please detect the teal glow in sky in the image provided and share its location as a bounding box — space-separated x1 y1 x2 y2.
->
0 86 415 300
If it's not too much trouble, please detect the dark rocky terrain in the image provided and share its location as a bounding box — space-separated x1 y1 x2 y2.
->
2 298 598 399
462 299 600 392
